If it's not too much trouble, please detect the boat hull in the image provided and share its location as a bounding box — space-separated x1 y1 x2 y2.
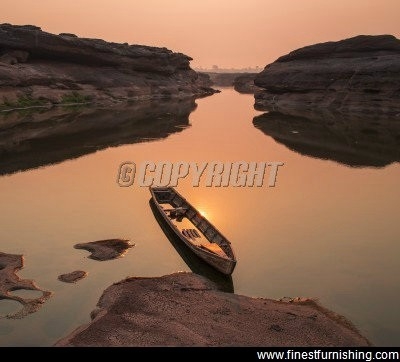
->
150 187 236 275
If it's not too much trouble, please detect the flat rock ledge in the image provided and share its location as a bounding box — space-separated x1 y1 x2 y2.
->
55 272 370 347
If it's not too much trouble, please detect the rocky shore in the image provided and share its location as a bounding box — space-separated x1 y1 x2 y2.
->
0 252 51 319
56 273 370 347
0 24 216 109
253 35 400 167
233 73 260 94
254 35 400 116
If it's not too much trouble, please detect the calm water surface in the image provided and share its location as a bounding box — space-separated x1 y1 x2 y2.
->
0 89 399 346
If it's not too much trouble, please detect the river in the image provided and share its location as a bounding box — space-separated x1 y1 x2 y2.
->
0 88 399 346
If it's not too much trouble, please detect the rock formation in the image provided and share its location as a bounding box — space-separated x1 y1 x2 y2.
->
55 273 370 347
74 239 133 261
203 72 239 87
253 35 400 167
204 72 259 93
0 252 51 319
233 73 260 94
254 35 400 116
58 271 88 283
0 24 216 109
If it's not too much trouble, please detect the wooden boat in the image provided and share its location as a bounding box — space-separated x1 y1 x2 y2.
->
149 199 234 292
149 187 237 275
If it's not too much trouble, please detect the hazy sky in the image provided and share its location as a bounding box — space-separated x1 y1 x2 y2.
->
2 0 400 68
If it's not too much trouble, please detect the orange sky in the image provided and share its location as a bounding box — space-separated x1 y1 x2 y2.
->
2 0 400 68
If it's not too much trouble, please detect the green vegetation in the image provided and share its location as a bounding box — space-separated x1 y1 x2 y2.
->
0 91 92 113
0 92 92 113
61 91 92 104
0 95 47 111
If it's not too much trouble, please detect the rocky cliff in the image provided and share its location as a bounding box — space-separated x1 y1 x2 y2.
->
254 35 400 116
0 24 215 109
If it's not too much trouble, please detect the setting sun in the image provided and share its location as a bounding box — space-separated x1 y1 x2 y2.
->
198 209 208 218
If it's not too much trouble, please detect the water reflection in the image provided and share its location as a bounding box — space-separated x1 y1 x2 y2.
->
0 98 197 175
149 199 234 293
253 110 400 168
0 89 399 346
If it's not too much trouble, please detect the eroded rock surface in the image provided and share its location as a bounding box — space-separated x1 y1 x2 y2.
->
233 73 260 94
0 24 216 109
58 271 88 283
254 35 400 116
0 252 51 319
74 239 133 261
56 273 370 347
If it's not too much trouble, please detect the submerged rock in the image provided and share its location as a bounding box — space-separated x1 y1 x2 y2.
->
0 24 216 109
58 271 88 283
254 35 400 116
203 72 260 93
55 272 370 347
0 252 51 319
74 239 133 261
